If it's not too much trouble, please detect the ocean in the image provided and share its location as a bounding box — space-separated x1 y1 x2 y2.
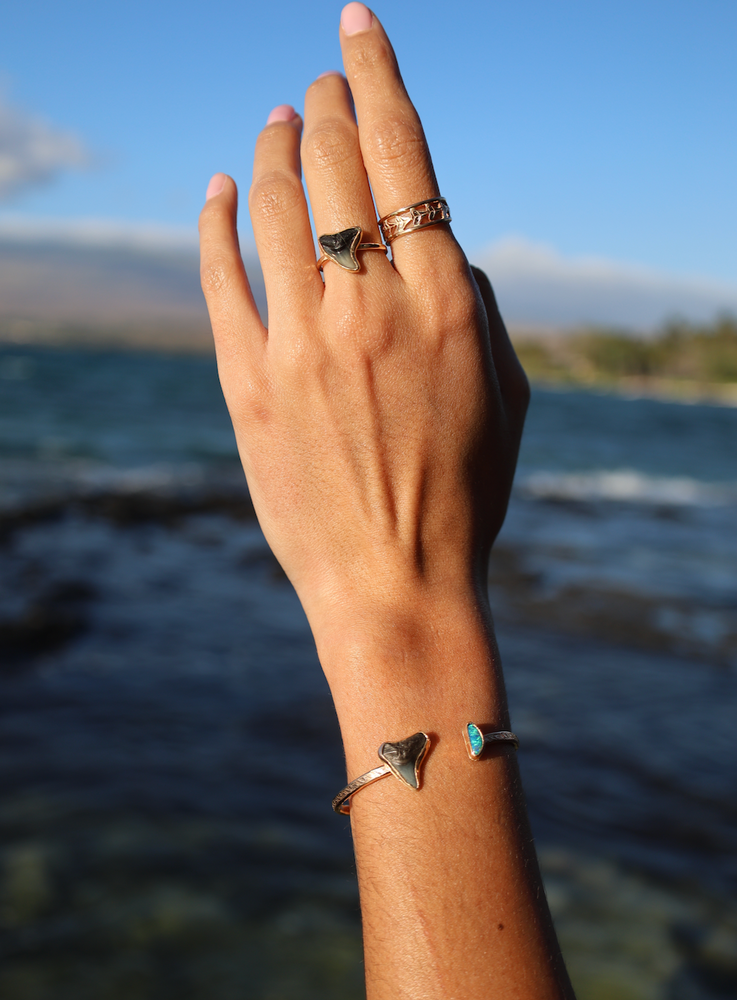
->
1 345 736 1000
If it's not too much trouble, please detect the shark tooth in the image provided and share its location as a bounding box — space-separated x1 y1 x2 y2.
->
318 227 363 271
378 732 430 790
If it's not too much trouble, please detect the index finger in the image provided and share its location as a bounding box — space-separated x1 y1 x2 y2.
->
339 3 463 271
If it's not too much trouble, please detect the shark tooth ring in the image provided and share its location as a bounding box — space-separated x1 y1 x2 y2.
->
378 197 451 245
332 732 430 815
317 226 388 273
463 723 519 760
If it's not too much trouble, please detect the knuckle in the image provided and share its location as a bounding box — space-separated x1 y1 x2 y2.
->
364 115 427 173
421 280 478 336
302 118 357 171
200 253 235 298
277 333 325 382
350 35 396 80
281 331 314 367
222 370 272 428
249 169 303 223
448 292 479 332
331 302 394 357
332 304 366 344
257 122 290 152
254 125 299 168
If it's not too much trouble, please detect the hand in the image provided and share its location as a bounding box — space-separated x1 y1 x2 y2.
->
198 6 528 659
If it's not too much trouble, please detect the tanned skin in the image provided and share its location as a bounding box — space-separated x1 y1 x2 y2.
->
199 4 575 997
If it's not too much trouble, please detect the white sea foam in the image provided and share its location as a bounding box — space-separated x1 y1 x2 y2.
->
518 469 737 507
0 459 245 514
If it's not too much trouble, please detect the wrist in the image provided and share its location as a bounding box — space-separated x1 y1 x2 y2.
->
308 583 510 774
310 578 490 676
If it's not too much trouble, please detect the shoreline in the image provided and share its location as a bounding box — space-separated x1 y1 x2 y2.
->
0 324 214 355
3 337 735 408
528 375 737 407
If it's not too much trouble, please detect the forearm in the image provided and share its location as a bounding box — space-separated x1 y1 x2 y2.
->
317 592 574 999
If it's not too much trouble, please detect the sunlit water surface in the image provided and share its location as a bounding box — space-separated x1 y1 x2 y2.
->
1 346 736 1000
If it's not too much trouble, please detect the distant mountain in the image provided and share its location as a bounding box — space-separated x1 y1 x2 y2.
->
0 223 266 351
473 238 737 332
1 221 735 350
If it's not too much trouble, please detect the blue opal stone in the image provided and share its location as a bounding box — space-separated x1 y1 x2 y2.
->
467 723 484 757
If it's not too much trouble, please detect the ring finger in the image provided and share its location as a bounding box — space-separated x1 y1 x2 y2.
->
301 72 387 280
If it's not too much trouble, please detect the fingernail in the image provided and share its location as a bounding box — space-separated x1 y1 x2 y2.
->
341 2 373 35
266 104 297 125
317 70 343 79
206 173 226 201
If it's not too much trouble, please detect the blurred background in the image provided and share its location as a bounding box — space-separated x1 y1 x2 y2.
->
1 1 736 998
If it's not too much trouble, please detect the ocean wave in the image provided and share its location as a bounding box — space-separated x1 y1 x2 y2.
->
0 458 247 518
517 469 737 507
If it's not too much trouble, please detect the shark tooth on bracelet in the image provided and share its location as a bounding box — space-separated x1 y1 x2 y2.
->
464 724 519 760
378 732 430 789
331 732 431 814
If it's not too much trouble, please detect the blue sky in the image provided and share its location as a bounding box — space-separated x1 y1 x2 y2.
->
0 0 735 284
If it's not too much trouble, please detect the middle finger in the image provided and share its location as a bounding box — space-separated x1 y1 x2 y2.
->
339 5 463 273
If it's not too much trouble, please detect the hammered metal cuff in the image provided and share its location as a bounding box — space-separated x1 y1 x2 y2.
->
331 725 518 814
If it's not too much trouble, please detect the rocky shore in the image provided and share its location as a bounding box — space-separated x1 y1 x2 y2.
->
1 479 736 999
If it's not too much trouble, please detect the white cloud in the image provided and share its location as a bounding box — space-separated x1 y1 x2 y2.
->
0 214 199 250
0 96 91 201
473 237 737 331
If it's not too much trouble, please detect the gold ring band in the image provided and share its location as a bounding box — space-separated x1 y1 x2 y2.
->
378 197 451 245
317 243 386 272
317 226 388 273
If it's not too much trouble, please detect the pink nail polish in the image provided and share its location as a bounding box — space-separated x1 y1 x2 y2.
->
341 2 373 35
266 104 297 125
206 173 226 201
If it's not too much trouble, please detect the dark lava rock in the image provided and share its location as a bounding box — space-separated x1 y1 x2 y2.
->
0 580 96 670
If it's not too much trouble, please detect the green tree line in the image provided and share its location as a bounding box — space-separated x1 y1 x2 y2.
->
514 315 737 386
